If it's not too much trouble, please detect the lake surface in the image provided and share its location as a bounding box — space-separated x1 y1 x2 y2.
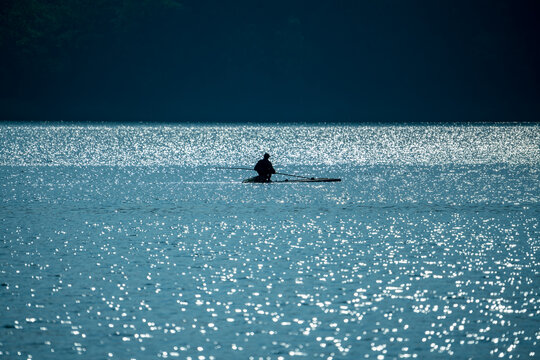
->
1 124 539 359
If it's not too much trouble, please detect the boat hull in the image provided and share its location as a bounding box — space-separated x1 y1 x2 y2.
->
242 176 341 183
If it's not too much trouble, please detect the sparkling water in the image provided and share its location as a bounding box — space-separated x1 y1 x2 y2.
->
1 124 538 359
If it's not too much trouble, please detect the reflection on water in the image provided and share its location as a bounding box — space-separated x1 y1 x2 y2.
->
0 124 539 359
0 124 538 166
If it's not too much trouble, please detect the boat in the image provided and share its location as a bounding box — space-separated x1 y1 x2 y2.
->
242 176 341 183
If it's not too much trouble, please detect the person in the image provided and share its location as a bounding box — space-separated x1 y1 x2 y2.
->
254 153 276 182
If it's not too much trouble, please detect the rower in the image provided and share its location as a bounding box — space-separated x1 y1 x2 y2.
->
254 153 276 182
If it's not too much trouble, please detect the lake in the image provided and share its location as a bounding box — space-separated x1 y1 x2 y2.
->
1 123 538 359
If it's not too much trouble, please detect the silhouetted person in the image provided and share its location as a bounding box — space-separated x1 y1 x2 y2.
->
254 153 276 182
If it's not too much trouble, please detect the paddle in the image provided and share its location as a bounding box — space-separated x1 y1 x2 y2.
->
215 167 315 180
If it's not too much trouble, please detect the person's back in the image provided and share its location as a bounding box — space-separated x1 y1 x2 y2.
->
254 153 275 182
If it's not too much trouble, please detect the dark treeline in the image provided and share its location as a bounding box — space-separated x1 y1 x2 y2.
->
1 0 539 122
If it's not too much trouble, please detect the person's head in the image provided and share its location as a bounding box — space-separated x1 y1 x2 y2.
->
264 153 270 159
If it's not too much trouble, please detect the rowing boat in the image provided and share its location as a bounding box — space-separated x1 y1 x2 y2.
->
242 176 341 183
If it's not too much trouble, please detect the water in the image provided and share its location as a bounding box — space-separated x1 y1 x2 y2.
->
0 124 538 359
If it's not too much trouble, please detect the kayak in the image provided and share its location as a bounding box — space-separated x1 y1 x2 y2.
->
242 176 341 183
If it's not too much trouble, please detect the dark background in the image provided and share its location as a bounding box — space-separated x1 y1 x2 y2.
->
1 0 539 122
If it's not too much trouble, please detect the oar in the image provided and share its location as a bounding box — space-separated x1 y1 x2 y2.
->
215 167 314 180
214 167 253 171
275 172 314 180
